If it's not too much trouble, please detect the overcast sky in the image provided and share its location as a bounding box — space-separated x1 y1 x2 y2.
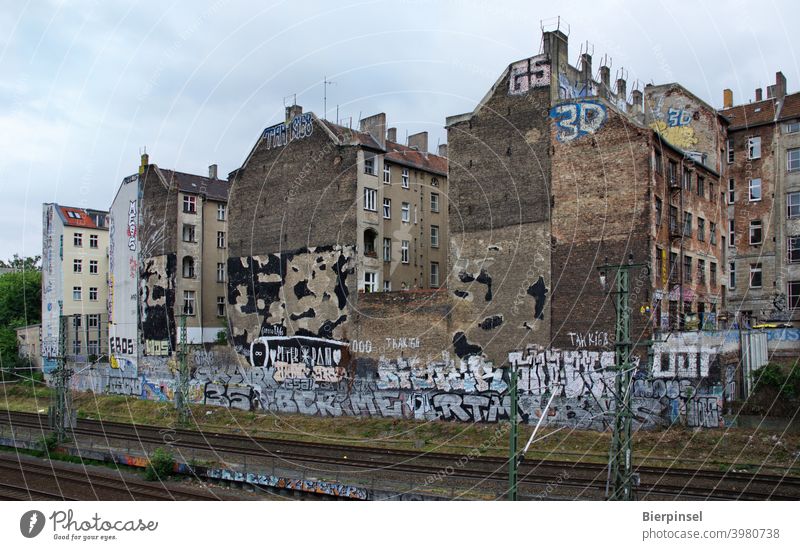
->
1 0 796 260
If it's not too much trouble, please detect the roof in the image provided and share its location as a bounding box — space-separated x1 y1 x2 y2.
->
157 169 229 201
56 205 107 229
319 119 384 150
778 92 800 121
720 98 777 130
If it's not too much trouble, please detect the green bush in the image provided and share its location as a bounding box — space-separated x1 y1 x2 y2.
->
750 363 800 400
144 447 175 481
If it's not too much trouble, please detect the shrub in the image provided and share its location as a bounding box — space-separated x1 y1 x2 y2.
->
144 447 175 481
750 363 800 400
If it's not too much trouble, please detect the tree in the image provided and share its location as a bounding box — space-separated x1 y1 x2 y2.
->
0 270 42 369
0 254 41 272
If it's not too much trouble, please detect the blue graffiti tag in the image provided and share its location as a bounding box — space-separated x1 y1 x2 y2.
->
549 101 608 142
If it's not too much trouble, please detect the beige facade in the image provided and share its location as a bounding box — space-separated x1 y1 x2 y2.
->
15 324 42 369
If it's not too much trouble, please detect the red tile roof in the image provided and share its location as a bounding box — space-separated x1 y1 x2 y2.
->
720 98 777 130
779 92 800 121
58 206 100 229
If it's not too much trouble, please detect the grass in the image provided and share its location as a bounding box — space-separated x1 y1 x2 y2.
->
2 380 799 475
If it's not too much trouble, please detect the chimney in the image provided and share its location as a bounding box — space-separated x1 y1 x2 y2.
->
408 131 428 153
208 164 218 179
438 143 448 158
139 152 149 175
285 104 303 123
616 78 627 102
580 53 592 89
755 88 763 102
767 71 787 100
359 113 386 148
631 89 643 114
723 88 733 109
599 65 611 97
387 127 397 143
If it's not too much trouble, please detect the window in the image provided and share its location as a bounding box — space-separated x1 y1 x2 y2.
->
430 262 440 288
786 121 800 134
217 204 226 221
654 149 663 174
749 220 763 245
183 195 197 213
710 222 717 245
73 286 81 301
750 264 762 288
729 262 736 288
790 192 800 218
788 236 800 263
697 176 704 197
669 252 678 282
182 224 195 242
217 296 225 317
668 160 678 185
88 314 100 328
364 187 377 211
726 138 734 163
73 316 81 329
698 259 706 285
413 205 418 224
747 136 761 159
73 259 82 273
729 219 736 245
431 192 440 213
789 149 800 172
217 231 226 248
72 341 81 355
216 262 225 282
383 281 391 292
183 291 196 315
364 154 376 175
401 168 409 188
74 233 83 247
749 178 762 201
363 229 377 257
682 167 692 191
790 281 800 310
655 246 663 278
401 240 409 263
431 177 439 187
182 256 195 278
709 180 716 203
669 206 678 234
728 178 735 204
431 225 439 248
383 162 391 184
383 198 391 219
363 272 377 293
697 217 705 241
89 234 98 248
383 238 391 262
655 197 662 227
683 255 692 282
683 211 692 237
710 262 717 286
401 202 410 222
88 340 99 356
89 260 98 274
89 287 98 301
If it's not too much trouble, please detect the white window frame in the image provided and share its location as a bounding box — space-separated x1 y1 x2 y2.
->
431 192 439 213
89 287 98 301
363 271 377 293
729 219 735 245
89 260 98 274
383 280 391 292
74 233 82 247
364 187 377 212
747 136 761 160
788 148 800 172
401 168 409 188
401 202 410 222
217 262 225 282
183 195 197 213
383 198 391 219
431 225 439 248
749 220 763 245
73 286 82 301
183 290 196 315
726 138 734 163
786 121 800 134
217 231 226 248
89 234 98 248
73 259 82 273
383 238 391 262
401 240 409 264
729 262 736 289
789 192 800 219
364 154 376 176
788 236 800 264
383 162 391 184
727 178 735 204
217 204 226 221
749 178 762 202
88 314 100 328
430 262 440 287
749 264 762 288
183 224 195 242
217 296 225 317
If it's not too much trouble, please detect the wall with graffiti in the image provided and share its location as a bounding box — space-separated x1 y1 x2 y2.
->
41 204 64 373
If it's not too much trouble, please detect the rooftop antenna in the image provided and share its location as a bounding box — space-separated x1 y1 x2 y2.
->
336 104 339 125
539 16 569 36
323 76 337 121
282 94 296 108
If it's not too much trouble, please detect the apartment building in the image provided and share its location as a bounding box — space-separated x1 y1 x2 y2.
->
720 72 800 325
108 155 229 373
41 203 109 371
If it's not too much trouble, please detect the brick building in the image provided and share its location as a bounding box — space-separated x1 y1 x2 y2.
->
720 72 800 325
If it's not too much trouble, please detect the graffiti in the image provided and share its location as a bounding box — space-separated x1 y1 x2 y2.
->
261 113 314 150
478 315 503 330
550 101 607 142
192 349 215 367
350 340 373 353
109 355 135 371
250 335 347 369
140 254 176 354
527 276 548 320
127 200 137 251
508 54 550 95
431 391 520 423
651 344 713 379
145 339 170 356
649 106 699 150
203 468 367 500
558 73 596 100
204 382 256 410
765 328 800 342
376 354 507 393
567 331 611 349
384 337 421 350
110 336 135 356
107 376 142 396
458 269 492 301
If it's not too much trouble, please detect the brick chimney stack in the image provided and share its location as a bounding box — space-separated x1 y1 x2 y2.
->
723 89 733 109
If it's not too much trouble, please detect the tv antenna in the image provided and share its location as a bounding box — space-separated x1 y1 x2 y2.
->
323 76 337 121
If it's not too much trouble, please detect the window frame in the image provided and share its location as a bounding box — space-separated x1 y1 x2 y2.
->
401 168 409 188
747 136 762 160
383 238 391 262
749 263 763 289
73 259 82 273
726 138 734 164
216 262 225 282
383 197 391 219
383 162 391 184
400 240 409 264
363 271 377 293
430 262 440 288
183 290 196 315
217 204 226 221
364 187 377 212
89 234 98 248
89 287 98 301
431 225 439 248
182 224 196 243
73 286 82 301
788 236 800 263
74 233 83 247
430 192 440 213
216 230 226 248
749 219 763 245
789 192 800 219
749 178 762 202
183 195 197 213
217 296 225 317
401 202 410 223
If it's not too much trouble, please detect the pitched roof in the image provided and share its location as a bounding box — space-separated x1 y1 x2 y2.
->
385 140 447 176
720 98 777 130
778 92 800 121
57 205 106 229
319 119 384 150
158 169 229 201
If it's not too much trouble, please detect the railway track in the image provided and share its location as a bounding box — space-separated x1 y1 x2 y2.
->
2 410 798 500
0 481 78 501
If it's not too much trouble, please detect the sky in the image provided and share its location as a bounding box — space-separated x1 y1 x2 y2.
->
1 0 797 260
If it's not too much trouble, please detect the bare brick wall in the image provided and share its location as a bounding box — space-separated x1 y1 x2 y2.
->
228 119 359 258
139 165 177 257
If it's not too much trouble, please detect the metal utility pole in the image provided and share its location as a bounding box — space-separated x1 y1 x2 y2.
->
598 257 646 501
323 76 336 121
508 361 519 501
176 314 189 425
48 315 73 443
